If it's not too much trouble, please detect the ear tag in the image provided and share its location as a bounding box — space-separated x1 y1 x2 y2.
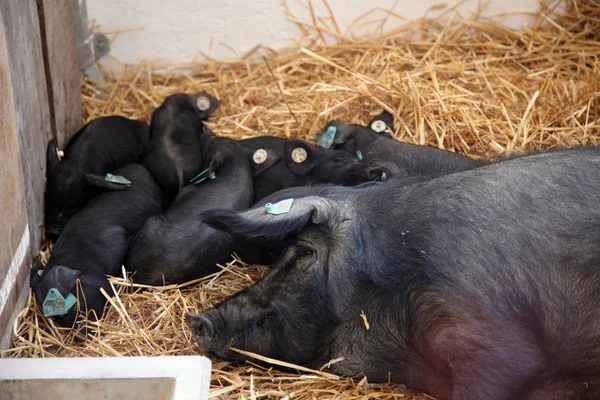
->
196 96 211 111
190 168 217 185
356 150 363 161
104 173 132 186
371 120 387 133
291 147 308 163
380 172 388 181
56 148 64 162
317 126 336 149
265 198 294 215
253 149 268 164
43 288 77 317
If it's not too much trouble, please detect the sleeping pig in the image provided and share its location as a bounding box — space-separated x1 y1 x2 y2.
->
45 116 150 237
142 92 220 199
126 132 253 285
316 110 485 183
33 164 163 328
239 136 384 202
190 145 600 400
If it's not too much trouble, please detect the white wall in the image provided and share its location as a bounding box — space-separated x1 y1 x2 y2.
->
88 0 543 65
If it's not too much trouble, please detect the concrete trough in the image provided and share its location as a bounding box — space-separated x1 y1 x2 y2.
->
0 355 211 400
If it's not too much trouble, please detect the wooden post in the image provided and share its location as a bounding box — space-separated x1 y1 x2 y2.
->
0 4 34 351
37 0 83 149
0 0 82 350
0 0 53 258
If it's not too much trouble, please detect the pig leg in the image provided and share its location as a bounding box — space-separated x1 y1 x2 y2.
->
419 309 544 400
525 378 600 400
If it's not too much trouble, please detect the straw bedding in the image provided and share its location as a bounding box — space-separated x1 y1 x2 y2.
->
3 0 600 398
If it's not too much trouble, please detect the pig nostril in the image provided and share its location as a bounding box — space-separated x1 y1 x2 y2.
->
199 315 215 338
186 312 216 338
367 168 384 181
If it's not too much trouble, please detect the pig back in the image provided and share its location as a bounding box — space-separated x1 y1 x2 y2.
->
66 116 150 174
48 163 163 275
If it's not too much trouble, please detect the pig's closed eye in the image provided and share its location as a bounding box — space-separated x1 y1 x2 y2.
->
297 247 314 258
330 158 348 168
295 247 317 269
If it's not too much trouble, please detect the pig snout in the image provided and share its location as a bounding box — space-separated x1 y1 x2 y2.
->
186 311 217 351
365 166 386 181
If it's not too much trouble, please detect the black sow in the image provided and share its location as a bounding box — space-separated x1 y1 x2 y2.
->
191 146 600 400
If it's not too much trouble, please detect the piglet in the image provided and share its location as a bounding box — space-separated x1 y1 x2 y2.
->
33 164 163 328
126 132 254 285
239 136 383 202
316 110 485 182
142 92 220 199
45 116 150 237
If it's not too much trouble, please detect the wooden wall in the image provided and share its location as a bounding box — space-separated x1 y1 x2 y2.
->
0 0 82 350
38 0 83 149
0 8 32 351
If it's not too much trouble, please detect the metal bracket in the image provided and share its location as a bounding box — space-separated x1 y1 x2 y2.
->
71 0 109 84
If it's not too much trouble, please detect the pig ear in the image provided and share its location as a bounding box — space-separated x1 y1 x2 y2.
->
34 265 81 307
283 140 315 176
194 92 221 120
330 122 357 145
200 196 336 240
46 139 61 172
367 110 394 138
250 148 282 177
85 173 130 190
207 145 231 175
315 121 356 148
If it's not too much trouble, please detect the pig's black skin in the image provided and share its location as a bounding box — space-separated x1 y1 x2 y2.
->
142 92 221 199
239 136 383 202
191 146 600 400
45 116 150 237
126 133 254 285
33 164 163 328
318 112 485 182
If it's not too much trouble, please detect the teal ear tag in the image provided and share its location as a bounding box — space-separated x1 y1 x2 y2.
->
317 126 336 149
265 198 294 215
43 288 78 317
356 150 363 161
190 169 217 185
105 173 131 186
380 172 388 181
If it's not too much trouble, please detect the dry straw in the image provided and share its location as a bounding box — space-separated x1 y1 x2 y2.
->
3 0 600 398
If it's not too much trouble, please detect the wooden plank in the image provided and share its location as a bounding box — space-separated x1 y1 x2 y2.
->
37 0 83 148
0 7 32 351
0 0 53 258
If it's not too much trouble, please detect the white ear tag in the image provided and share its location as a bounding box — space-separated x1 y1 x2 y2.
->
56 148 64 162
291 147 308 163
253 149 268 164
196 96 211 111
371 120 387 133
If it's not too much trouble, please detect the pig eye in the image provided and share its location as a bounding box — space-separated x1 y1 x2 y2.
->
298 249 314 257
296 246 315 260
330 158 347 167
